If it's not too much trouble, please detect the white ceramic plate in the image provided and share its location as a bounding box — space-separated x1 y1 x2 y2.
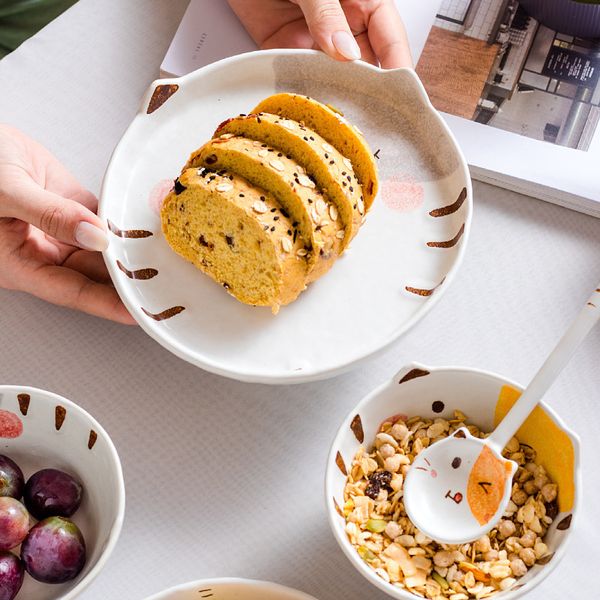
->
100 50 472 383
0 385 125 600
144 578 317 600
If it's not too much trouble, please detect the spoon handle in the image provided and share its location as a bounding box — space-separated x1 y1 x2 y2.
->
489 284 600 453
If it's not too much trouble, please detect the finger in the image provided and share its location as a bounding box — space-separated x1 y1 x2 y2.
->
367 0 413 69
24 264 136 325
64 186 98 213
21 131 100 211
261 18 316 50
41 159 98 211
61 250 113 284
227 0 305 48
295 0 361 61
355 32 377 66
4 179 108 251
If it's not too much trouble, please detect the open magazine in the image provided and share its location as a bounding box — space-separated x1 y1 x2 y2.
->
161 0 600 217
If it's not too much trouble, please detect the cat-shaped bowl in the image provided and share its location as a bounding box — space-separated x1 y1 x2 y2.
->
0 385 125 600
144 578 318 600
325 363 580 599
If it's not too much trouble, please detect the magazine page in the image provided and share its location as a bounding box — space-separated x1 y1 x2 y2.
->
159 0 257 78
415 0 600 210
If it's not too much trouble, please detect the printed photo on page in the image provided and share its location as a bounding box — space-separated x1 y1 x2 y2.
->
415 0 600 152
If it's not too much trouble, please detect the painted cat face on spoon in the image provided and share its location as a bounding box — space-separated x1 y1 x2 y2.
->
404 428 516 544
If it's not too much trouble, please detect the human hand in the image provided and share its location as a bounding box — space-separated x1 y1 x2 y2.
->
228 0 412 68
0 124 135 324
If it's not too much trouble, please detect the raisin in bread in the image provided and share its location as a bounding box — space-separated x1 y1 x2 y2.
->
161 167 307 312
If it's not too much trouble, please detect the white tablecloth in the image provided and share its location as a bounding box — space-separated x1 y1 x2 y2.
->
1 1 599 598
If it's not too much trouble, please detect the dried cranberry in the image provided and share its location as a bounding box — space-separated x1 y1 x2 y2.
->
365 483 380 500
365 470 392 499
370 471 392 487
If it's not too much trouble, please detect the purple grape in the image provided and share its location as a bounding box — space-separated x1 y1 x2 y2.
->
0 552 24 600
21 517 86 584
0 457 24 500
0 498 29 551
24 469 83 520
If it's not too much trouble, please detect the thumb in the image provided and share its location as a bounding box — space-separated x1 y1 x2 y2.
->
6 180 108 251
295 0 361 61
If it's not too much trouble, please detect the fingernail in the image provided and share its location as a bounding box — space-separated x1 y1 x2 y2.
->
75 221 109 251
332 30 361 61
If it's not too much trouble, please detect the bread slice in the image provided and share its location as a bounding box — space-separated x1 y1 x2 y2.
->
161 167 308 312
214 113 362 249
253 93 378 210
185 135 344 282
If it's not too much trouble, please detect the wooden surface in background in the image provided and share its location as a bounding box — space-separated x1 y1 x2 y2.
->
416 26 499 120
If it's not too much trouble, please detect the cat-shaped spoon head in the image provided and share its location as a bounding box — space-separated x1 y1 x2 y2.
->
403 427 517 544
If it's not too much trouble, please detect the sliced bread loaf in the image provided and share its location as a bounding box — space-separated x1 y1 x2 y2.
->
185 135 344 282
253 93 378 210
214 113 362 249
161 167 307 312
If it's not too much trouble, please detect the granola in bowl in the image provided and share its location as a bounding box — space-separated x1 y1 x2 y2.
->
343 411 558 599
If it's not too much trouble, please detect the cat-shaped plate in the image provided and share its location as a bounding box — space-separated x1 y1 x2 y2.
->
326 363 580 599
100 50 472 383
144 578 317 600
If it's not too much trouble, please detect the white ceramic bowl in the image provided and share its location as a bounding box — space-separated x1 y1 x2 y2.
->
0 385 125 599
326 363 581 599
144 578 318 600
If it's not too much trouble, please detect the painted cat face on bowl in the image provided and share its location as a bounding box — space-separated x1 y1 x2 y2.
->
326 364 580 600
405 427 516 543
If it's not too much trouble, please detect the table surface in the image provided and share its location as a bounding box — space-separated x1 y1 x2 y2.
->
1 1 599 598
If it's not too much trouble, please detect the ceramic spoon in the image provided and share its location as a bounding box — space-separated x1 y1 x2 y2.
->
404 283 600 544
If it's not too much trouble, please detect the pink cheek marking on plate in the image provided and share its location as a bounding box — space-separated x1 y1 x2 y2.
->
148 179 174 216
381 175 424 212
0 410 23 438
431 470 438 478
